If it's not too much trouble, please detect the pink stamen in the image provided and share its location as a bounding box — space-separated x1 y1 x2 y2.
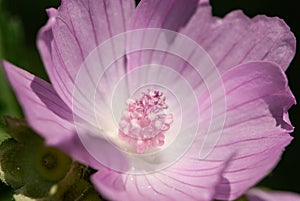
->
118 89 173 153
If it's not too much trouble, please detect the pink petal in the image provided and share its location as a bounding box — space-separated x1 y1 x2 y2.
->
2 61 127 171
127 0 202 72
130 0 198 30
2 60 75 146
208 61 295 200
90 60 295 200
246 188 300 201
37 0 135 107
200 0 209 5
181 3 296 72
91 155 232 201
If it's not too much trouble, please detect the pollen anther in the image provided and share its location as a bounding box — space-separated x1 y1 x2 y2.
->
118 89 173 153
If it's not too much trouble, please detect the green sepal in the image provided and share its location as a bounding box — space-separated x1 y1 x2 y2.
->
4 116 43 144
0 121 11 145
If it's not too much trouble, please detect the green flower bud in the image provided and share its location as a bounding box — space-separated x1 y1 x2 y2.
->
0 117 71 198
0 117 102 200
35 147 71 182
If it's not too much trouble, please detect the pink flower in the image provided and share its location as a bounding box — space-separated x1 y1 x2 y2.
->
2 0 296 200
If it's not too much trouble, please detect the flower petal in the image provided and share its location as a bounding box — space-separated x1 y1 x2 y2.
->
130 0 198 30
37 0 135 106
126 0 201 72
207 61 295 200
91 60 296 201
181 3 296 72
2 61 127 170
91 156 232 201
2 60 75 146
246 188 300 201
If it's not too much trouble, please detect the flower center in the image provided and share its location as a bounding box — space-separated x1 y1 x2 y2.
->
118 89 173 153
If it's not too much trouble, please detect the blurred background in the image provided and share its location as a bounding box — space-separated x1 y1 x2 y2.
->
0 0 299 200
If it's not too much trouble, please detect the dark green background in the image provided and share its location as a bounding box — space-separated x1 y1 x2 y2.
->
0 0 299 199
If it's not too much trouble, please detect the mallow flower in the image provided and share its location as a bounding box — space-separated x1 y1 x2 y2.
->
2 0 297 200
